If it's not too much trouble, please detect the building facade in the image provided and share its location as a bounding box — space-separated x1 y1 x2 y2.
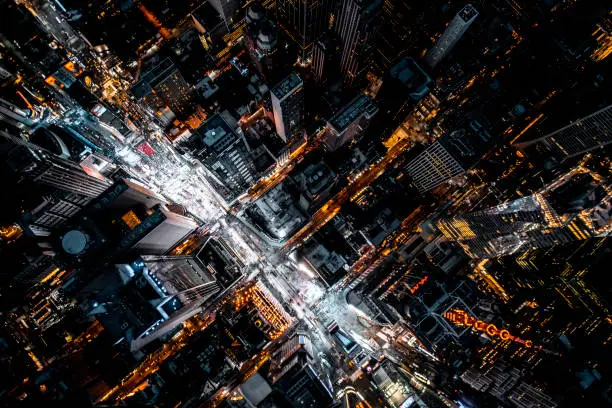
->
436 168 612 259
176 114 258 204
517 104 612 164
275 0 335 60
335 0 382 85
405 141 465 192
271 72 304 143
131 57 193 117
324 94 378 150
424 4 478 68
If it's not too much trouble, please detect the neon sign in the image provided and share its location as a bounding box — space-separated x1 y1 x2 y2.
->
443 309 538 349
409 275 429 294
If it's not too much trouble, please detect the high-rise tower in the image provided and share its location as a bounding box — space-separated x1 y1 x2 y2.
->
406 120 493 193
516 104 612 164
311 34 342 84
275 0 335 61
324 94 378 151
436 167 612 259
271 72 304 143
424 4 478 68
131 57 193 117
335 0 382 85
209 0 242 29
1 129 111 198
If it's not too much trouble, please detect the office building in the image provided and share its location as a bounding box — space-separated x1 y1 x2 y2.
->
209 0 242 29
275 0 335 60
436 168 612 259
269 327 334 407
55 179 198 267
139 255 219 305
245 2 278 76
517 104 612 164
508 382 558 408
176 113 258 204
271 72 304 143
2 130 111 198
335 0 382 85
388 57 433 102
462 362 557 408
19 191 92 237
311 34 342 84
129 237 246 351
131 57 193 117
406 120 493 192
405 141 465 193
324 94 378 151
424 4 479 68
372 269 481 352
127 254 221 350
371 359 423 408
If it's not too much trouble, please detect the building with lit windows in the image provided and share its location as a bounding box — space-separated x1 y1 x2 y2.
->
462 362 557 408
436 168 612 259
517 104 612 164
139 255 219 306
324 94 378 151
424 4 478 68
405 119 493 192
371 267 481 353
2 131 112 198
271 72 304 143
124 254 221 350
244 2 278 77
371 359 424 408
335 0 382 85
405 141 465 193
131 57 193 117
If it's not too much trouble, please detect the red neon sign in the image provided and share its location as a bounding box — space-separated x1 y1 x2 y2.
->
409 275 429 294
443 309 537 349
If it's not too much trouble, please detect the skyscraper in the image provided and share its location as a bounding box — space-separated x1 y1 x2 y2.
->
424 4 478 68
335 0 382 85
268 326 334 406
436 168 612 259
245 2 278 77
405 141 465 193
324 94 378 151
140 255 219 305
275 0 335 60
126 254 221 349
176 113 259 204
405 119 493 192
1 129 112 198
516 104 612 164
311 34 342 84
271 72 304 143
131 57 193 117
55 179 199 266
373 270 481 352
209 0 242 29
